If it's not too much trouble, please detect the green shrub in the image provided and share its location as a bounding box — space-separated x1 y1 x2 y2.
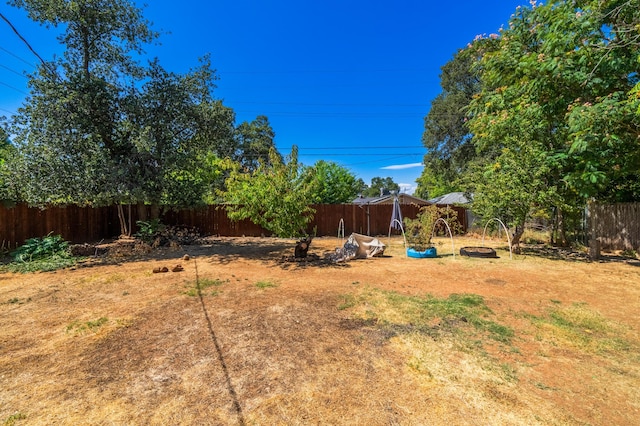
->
5 233 76 273
135 219 164 242
11 233 69 262
404 205 462 251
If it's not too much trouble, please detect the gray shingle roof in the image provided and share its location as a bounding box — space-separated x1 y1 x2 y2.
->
428 192 472 205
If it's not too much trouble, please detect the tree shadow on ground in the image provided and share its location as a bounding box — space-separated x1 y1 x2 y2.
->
63 236 353 270
518 246 590 263
519 244 639 266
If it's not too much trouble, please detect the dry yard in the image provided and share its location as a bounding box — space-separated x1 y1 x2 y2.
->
1 236 639 425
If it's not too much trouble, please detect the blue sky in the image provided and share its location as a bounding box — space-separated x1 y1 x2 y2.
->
1 1 528 195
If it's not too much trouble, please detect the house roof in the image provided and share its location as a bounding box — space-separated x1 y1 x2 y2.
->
428 192 472 205
352 193 430 205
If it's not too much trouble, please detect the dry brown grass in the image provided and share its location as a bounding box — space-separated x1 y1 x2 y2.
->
1 235 639 425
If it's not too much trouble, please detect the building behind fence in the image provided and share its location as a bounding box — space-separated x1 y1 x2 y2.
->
589 203 640 252
1 203 467 248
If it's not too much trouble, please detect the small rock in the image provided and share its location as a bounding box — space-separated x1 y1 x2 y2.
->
172 264 184 272
182 254 190 261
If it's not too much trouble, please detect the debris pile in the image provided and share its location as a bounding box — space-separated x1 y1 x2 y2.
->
148 225 202 247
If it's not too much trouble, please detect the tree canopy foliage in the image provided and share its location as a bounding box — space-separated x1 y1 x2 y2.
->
360 176 400 198
233 115 279 172
422 0 640 248
306 160 360 204
416 44 488 199
4 0 281 233
0 123 15 203
221 147 316 237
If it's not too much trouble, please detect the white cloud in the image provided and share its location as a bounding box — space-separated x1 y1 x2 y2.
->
399 183 416 195
380 163 423 170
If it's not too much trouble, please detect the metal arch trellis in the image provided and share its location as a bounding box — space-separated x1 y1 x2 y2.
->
338 218 345 244
481 218 513 260
388 219 408 257
430 217 455 259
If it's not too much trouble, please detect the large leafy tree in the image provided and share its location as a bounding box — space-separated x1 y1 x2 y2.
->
561 0 640 201
306 160 360 204
417 44 491 199
221 147 316 238
0 123 16 203
125 58 236 207
414 168 454 201
233 115 279 171
7 0 236 234
466 0 639 247
360 176 400 198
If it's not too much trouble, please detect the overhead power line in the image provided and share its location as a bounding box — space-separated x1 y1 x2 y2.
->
230 101 429 107
0 12 56 78
293 153 423 157
0 80 28 95
0 106 17 115
293 145 423 150
0 63 28 78
0 46 35 68
0 13 48 67
222 68 433 75
234 110 423 119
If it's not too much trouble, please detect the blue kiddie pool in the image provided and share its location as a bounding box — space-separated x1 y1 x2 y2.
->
407 247 438 258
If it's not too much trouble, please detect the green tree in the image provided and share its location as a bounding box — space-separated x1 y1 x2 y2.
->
466 0 640 247
0 123 16 203
221 147 316 238
7 0 236 233
234 115 279 171
417 44 491 199
8 0 158 230
414 167 455 200
560 1 640 201
126 57 235 206
0 124 9 165
361 176 400 198
464 120 559 251
354 178 368 195
306 160 360 204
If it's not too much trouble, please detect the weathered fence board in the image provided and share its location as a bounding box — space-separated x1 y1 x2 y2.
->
589 203 640 251
0 204 120 249
0 203 467 247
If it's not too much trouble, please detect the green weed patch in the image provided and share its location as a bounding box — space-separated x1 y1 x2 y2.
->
184 278 228 297
255 280 278 289
66 317 109 335
527 302 633 354
344 288 513 344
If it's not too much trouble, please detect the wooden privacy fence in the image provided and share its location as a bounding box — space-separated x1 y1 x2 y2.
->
589 203 640 251
0 203 467 248
0 204 120 250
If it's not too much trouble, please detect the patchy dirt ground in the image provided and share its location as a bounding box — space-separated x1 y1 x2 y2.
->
1 236 639 425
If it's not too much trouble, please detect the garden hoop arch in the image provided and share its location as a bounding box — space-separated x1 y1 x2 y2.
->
388 219 408 258
338 218 345 244
482 218 513 259
430 218 455 258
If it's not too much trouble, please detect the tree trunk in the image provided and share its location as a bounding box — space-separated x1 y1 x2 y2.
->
551 207 557 245
556 208 569 247
116 204 133 237
511 223 525 254
294 236 313 258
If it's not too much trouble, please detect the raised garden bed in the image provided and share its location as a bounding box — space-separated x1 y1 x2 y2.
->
460 246 497 258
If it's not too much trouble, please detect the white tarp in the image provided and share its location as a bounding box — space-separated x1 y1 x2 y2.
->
331 233 386 262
